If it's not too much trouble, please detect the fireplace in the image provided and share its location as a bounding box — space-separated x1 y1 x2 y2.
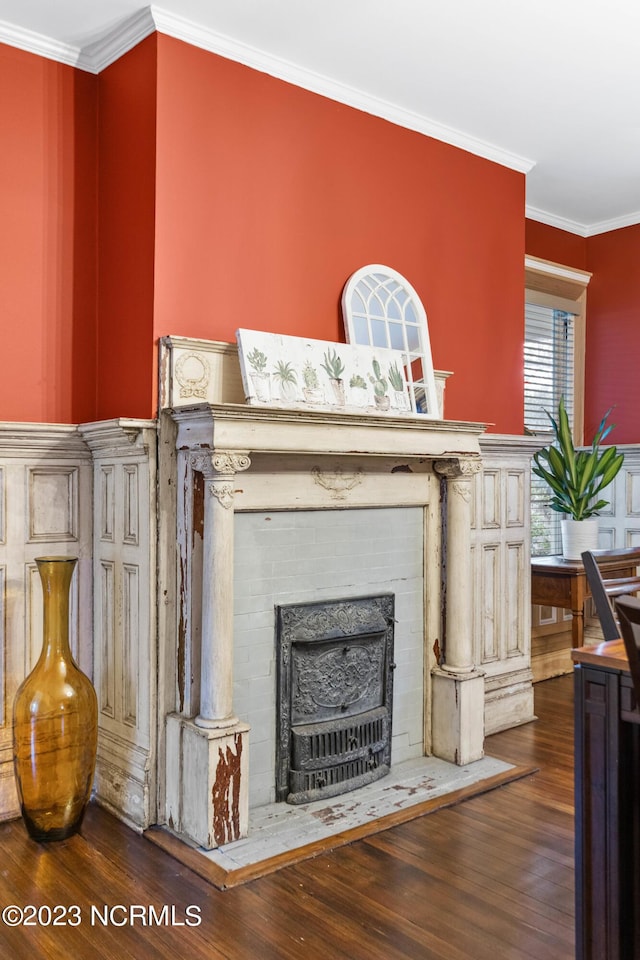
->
163 397 486 850
276 594 395 804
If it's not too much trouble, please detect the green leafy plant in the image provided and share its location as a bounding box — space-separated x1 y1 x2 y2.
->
388 362 404 392
246 347 268 373
272 360 297 386
321 348 345 381
349 374 367 389
368 358 388 398
532 397 624 520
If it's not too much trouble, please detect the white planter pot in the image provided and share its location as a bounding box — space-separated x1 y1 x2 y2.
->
561 517 600 561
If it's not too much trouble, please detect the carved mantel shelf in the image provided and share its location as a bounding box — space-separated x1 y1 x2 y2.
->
170 402 486 461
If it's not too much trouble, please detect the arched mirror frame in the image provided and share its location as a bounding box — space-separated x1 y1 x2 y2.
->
341 264 439 417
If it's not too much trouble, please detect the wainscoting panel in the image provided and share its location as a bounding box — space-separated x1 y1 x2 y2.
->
475 436 540 735
79 420 158 831
0 426 92 820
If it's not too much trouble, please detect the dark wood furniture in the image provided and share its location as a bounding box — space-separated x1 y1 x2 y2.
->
532 547 640 648
582 548 640 642
572 639 640 960
615 594 640 707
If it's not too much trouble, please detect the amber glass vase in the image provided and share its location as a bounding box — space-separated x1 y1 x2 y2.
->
13 557 98 842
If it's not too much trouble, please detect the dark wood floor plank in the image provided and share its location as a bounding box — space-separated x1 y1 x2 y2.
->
0 674 576 959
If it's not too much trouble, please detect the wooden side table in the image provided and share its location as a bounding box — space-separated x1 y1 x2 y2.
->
531 549 640 648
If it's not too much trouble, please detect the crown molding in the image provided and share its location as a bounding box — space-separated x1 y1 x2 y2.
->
0 8 156 73
6 6 640 232
525 205 588 237
584 210 640 238
149 5 535 174
0 16 83 68
526 203 640 239
76 7 156 73
0 5 535 175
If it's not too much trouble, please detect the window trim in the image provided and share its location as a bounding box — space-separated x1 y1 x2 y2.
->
525 255 591 445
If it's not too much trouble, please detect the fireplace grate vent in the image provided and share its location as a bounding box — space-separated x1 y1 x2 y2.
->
292 706 388 767
288 750 388 804
289 706 389 803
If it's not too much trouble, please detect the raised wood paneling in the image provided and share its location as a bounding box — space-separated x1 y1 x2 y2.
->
80 420 157 831
123 465 139 545
475 436 538 735
506 469 525 527
0 426 92 821
506 542 525 657
123 562 139 726
100 465 115 541
27 466 78 542
480 543 500 662
99 560 116 719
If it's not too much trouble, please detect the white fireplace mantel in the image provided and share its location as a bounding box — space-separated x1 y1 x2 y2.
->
163 401 488 850
171 401 486 459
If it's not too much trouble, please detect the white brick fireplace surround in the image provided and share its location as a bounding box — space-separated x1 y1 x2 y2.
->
234 506 425 809
162 403 487 850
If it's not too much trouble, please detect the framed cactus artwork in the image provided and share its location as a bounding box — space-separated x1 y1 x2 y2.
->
236 329 414 416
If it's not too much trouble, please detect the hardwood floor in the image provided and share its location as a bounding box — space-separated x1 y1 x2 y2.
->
0 675 575 960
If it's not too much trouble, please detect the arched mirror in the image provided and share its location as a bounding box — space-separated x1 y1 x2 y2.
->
341 264 439 417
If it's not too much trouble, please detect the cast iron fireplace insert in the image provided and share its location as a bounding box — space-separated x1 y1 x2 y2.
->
276 593 395 804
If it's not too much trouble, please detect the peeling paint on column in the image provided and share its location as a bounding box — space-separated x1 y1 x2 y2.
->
212 733 243 845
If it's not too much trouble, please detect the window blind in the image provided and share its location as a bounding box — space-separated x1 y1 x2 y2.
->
524 303 576 556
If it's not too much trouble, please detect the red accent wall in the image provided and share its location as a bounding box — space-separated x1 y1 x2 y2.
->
0 43 97 423
585 226 640 443
0 34 526 430
154 36 525 432
525 219 587 270
96 36 157 421
525 217 640 444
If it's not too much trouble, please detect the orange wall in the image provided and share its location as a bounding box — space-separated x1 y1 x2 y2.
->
585 226 640 443
154 36 526 432
0 35 526 430
96 36 157 421
0 43 97 423
525 217 640 444
525 219 587 270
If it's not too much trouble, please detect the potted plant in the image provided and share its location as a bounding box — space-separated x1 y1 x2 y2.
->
272 359 298 401
532 397 624 560
349 373 368 406
388 361 407 410
320 348 346 405
246 347 270 401
368 358 390 410
302 360 323 403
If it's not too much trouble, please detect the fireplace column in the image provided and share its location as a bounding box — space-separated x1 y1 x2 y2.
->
194 451 250 728
165 450 251 850
431 457 485 765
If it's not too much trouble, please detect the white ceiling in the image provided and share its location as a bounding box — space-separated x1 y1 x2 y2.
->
2 0 639 237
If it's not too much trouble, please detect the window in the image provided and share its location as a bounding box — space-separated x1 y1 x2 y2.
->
525 302 576 555
524 256 591 556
